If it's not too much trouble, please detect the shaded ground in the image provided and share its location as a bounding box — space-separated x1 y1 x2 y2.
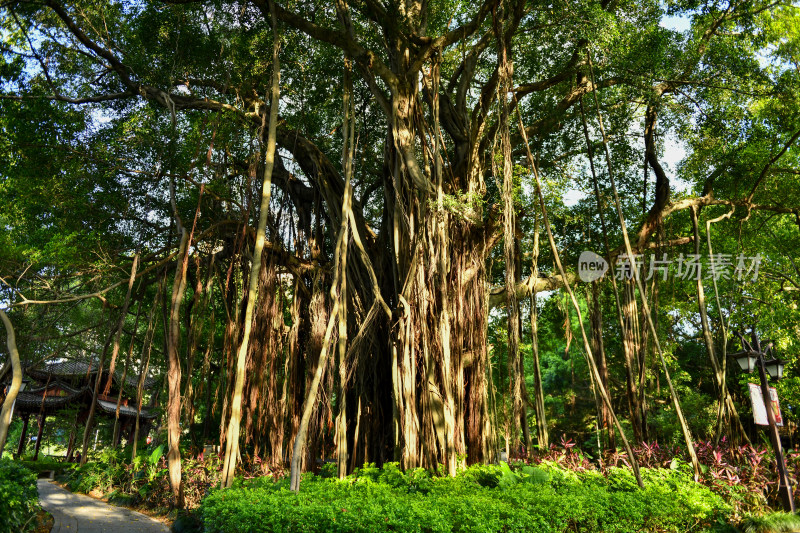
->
37 479 170 533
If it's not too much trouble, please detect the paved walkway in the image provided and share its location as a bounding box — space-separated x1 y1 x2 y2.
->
37 479 171 533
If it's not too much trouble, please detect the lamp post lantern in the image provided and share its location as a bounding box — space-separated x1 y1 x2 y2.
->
732 330 794 513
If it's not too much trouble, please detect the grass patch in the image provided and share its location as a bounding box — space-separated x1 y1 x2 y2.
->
739 512 800 533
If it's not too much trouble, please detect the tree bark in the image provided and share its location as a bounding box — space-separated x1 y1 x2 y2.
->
498 33 522 458
334 51 354 480
0 310 23 453
166 228 189 506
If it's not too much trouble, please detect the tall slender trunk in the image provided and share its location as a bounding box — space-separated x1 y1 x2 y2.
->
132 273 165 461
690 207 749 444
166 174 205 507
334 52 355 479
497 4 522 459
433 57 457 476
166 228 189 506
81 255 139 465
706 212 749 445
292 43 390 489
529 221 548 450
220 6 281 487
578 97 644 443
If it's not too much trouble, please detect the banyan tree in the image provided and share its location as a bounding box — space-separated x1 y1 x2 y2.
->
1 0 798 505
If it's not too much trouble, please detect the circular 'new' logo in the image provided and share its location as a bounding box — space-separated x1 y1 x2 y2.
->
578 251 608 282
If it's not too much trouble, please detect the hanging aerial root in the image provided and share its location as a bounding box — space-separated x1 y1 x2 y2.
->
585 51 700 480
514 105 644 489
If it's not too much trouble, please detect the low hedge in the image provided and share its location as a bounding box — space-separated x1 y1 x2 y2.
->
0 460 41 533
20 456 75 476
199 462 734 533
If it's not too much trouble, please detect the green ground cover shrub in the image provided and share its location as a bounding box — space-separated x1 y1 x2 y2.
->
199 462 734 533
0 459 41 533
64 445 222 510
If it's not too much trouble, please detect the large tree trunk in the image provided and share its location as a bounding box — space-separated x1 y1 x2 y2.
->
385 33 494 474
0 310 23 452
166 228 189 507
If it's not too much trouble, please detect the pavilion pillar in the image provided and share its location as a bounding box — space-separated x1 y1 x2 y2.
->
32 415 45 461
65 429 76 462
112 418 122 447
16 414 30 457
116 418 132 447
68 409 89 462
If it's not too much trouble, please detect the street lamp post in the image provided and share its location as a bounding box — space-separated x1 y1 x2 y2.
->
732 330 795 513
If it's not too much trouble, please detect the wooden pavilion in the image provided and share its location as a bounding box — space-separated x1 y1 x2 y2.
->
5 358 159 460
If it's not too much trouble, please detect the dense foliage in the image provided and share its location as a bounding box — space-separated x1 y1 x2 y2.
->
0 459 41 533
60 438 799 528
199 462 732 533
64 445 222 510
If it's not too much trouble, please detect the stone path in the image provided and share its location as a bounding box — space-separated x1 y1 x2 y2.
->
37 479 171 533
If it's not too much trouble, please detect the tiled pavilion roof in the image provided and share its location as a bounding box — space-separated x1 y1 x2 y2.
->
12 382 92 415
6 362 159 420
24 358 158 389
